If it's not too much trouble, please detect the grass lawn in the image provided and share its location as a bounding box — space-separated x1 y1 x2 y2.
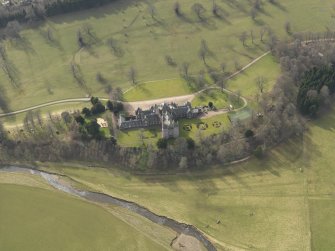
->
0 0 333 111
179 113 230 140
0 183 169 251
0 102 90 128
309 199 335 251
191 89 242 110
117 126 161 147
228 106 253 124
227 54 281 100
123 78 195 101
42 105 335 250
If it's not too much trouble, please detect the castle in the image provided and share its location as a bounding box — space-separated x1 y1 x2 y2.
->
118 102 202 139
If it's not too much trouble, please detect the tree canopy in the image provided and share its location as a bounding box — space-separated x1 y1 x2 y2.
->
297 65 335 116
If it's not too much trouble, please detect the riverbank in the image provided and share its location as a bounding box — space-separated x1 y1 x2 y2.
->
0 166 215 251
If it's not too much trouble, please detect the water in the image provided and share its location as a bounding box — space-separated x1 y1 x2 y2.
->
1 166 217 251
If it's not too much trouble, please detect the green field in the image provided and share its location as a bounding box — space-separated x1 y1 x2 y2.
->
1 0 335 249
117 126 161 147
123 78 195 101
227 54 281 100
0 0 333 112
310 200 335 251
191 89 238 110
0 175 174 251
1 101 90 128
43 105 335 250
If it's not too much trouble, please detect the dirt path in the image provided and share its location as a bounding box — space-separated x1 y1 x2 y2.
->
0 48 262 118
2 38 334 119
123 94 195 112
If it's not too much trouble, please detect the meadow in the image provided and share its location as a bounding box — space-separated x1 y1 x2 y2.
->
43 104 335 250
117 126 161 147
0 173 175 251
0 0 333 112
192 89 233 109
1 1 335 250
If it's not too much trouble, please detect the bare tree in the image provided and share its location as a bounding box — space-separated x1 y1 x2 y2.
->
47 28 54 42
212 2 222 18
114 87 123 101
197 70 206 89
148 4 157 19
82 23 93 37
236 90 242 105
250 7 257 20
138 128 145 145
179 156 188 169
234 61 242 71
25 7 36 22
128 67 137 85
0 121 7 142
256 76 266 93
320 85 330 105
181 62 190 79
77 30 85 48
192 3 206 21
250 30 254 44
165 55 176 66
35 110 43 128
174 2 181 16
254 0 262 10
267 34 278 51
285 21 292 35
107 38 117 52
239 31 248 47
96 72 107 85
198 39 209 65
260 27 267 42
5 21 21 38
217 78 226 90
221 63 226 73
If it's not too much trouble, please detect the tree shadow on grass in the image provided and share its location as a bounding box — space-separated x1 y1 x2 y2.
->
10 37 36 55
135 84 152 98
1 58 22 89
137 173 183 193
38 28 64 52
269 1 287 12
250 17 266 27
50 0 148 25
215 14 232 25
199 18 218 31
312 107 335 132
225 0 248 14
0 84 11 113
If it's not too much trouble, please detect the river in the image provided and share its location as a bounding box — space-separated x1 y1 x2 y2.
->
1 166 217 251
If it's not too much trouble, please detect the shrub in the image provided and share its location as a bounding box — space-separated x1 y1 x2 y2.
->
106 100 114 111
157 138 168 149
75 115 85 125
91 102 106 115
254 145 264 158
81 107 91 117
245 129 255 138
187 138 195 150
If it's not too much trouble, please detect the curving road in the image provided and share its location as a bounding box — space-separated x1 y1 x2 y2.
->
1 38 334 119
0 50 266 118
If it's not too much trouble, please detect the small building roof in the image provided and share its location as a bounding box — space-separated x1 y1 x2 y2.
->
97 118 108 128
